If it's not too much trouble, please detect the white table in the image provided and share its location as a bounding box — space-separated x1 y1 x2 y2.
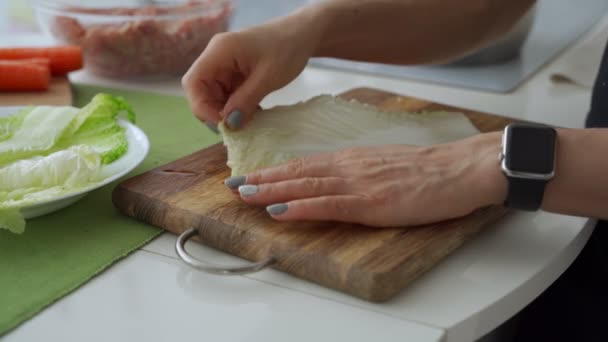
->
4 13 608 342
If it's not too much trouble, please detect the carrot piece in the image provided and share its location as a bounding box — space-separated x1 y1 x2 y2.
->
1 57 51 68
0 60 51 91
0 46 83 75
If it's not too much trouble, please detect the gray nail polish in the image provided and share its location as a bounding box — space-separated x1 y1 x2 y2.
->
205 122 219 133
226 110 243 129
238 184 259 197
224 175 246 189
266 203 288 216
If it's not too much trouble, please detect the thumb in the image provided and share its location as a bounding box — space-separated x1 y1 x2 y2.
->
222 69 273 130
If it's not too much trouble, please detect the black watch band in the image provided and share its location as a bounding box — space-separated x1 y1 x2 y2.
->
503 177 547 211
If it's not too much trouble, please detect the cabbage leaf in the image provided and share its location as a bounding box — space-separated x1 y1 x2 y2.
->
219 95 481 176
0 106 80 166
57 94 135 164
0 93 136 233
0 209 25 234
0 145 101 233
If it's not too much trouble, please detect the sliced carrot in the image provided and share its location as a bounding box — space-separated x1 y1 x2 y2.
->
0 46 83 75
0 60 51 91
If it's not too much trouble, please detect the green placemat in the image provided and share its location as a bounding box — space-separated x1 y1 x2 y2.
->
0 84 221 335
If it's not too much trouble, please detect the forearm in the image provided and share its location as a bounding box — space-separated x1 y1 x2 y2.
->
542 128 608 219
294 0 535 65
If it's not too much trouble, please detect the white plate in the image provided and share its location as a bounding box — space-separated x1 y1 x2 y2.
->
0 106 150 219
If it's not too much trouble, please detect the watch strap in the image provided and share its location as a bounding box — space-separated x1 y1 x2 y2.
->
503 177 547 211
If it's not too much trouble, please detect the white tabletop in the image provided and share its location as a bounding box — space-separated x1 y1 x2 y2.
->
4 12 608 342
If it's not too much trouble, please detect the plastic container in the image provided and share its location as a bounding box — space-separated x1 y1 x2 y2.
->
30 0 235 79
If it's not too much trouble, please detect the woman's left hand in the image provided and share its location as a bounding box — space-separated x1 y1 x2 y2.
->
227 132 508 227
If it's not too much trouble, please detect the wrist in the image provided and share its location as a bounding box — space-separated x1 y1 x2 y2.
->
467 131 508 208
541 128 580 213
302 1 340 57
279 2 331 58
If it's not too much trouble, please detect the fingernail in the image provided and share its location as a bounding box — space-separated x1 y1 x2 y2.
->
205 122 219 133
224 175 246 189
266 203 288 216
226 110 243 129
238 184 258 197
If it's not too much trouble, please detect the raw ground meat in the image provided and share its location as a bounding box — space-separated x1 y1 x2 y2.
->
49 1 232 78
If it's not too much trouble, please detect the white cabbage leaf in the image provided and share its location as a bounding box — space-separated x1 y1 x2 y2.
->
219 95 480 176
0 145 102 233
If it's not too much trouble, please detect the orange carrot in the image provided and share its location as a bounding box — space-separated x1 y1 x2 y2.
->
0 46 83 75
0 60 51 91
3 57 51 68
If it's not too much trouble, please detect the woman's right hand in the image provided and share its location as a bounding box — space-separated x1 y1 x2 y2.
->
182 8 323 130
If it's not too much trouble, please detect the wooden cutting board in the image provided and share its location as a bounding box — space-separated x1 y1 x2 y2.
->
0 76 72 106
112 87 513 302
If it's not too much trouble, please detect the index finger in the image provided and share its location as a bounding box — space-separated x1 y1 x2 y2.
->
182 57 229 124
181 40 238 123
182 77 225 124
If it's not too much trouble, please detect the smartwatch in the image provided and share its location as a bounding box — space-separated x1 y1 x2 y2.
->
499 122 557 211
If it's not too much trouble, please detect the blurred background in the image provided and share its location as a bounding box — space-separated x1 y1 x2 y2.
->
1 0 606 92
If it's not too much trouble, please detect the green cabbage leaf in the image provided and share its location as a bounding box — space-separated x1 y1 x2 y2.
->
0 94 136 233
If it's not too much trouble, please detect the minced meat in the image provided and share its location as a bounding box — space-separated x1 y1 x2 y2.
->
50 1 232 78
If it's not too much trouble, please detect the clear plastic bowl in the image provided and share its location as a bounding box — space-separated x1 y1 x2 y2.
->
31 0 235 79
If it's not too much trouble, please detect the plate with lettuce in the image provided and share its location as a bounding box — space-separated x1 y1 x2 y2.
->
0 94 149 234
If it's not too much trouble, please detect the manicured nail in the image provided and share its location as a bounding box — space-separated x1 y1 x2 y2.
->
226 110 243 129
224 175 246 189
266 203 288 216
205 121 218 133
238 184 258 197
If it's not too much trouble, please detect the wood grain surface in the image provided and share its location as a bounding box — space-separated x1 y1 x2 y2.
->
113 87 513 302
0 76 72 106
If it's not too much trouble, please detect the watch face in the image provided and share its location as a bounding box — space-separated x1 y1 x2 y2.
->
505 123 556 174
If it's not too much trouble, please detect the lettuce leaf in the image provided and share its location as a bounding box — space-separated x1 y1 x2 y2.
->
0 106 80 166
219 95 481 176
0 107 30 142
57 94 135 164
0 93 135 168
0 93 137 233
0 145 101 192
0 209 25 234
0 145 101 233
61 93 135 138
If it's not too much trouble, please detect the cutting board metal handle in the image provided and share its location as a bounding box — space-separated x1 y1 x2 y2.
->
175 228 276 275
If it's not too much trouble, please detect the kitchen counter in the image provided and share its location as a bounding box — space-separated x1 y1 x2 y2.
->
4 11 608 342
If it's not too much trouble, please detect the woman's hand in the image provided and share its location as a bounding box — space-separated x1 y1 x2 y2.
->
181 7 324 130
182 0 534 130
225 132 507 227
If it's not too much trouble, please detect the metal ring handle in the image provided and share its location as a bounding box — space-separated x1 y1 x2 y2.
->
175 228 275 275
